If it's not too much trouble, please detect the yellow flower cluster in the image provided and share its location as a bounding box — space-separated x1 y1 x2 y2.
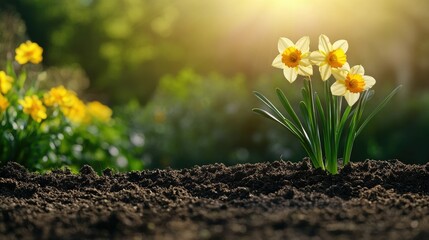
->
44 85 112 124
0 40 113 124
272 34 376 106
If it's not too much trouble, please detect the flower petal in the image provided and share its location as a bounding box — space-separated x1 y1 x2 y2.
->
350 65 364 75
309 51 326 65
319 64 332 81
341 62 351 71
278 37 294 53
363 75 376 89
332 68 347 81
298 64 313 76
344 91 360 106
300 58 311 66
283 67 298 83
319 34 332 53
272 54 284 69
331 81 347 96
296 36 310 53
333 39 349 52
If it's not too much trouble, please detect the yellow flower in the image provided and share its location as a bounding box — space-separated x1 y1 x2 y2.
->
86 101 112 123
0 71 13 95
272 36 313 83
330 63 376 106
310 34 348 81
0 94 9 112
61 94 87 124
44 85 74 107
19 95 47 122
15 41 43 65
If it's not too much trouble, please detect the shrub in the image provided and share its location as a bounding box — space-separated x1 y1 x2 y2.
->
0 41 142 172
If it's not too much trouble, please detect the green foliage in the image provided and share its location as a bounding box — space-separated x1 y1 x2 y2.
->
0 46 142 173
116 70 283 168
56 118 143 173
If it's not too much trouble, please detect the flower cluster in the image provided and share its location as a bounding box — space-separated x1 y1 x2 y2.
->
0 40 114 171
254 34 400 174
0 41 112 124
272 34 375 106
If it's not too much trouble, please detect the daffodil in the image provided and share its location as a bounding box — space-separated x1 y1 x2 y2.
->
0 71 13 95
255 35 400 174
19 95 47 122
15 41 43 65
272 36 313 83
86 101 112 123
310 34 348 81
331 63 376 106
0 94 9 112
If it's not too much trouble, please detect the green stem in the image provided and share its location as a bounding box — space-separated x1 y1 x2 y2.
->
307 78 324 170
324 80 337 174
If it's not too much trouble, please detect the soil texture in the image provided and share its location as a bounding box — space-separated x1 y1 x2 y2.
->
1 159 429 240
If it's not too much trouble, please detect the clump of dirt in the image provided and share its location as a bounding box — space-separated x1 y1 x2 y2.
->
1 159 428 239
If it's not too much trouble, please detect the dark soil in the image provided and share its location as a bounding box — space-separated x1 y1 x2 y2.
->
1 159 428 240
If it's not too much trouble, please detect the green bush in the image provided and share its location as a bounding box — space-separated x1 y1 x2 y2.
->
0 41 143 173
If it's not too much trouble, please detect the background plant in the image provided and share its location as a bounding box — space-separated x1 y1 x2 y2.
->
0 41 143 173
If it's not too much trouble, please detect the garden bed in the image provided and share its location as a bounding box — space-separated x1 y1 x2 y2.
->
1 159 428 239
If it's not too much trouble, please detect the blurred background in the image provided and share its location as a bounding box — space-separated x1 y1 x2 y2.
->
1 0 429 169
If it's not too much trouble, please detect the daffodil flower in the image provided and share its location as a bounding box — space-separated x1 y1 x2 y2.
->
272 36 313 83
255 34 399 174
331 63 376 106
310 34 348 81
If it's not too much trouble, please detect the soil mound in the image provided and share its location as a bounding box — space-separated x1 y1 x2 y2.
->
1 159 428 239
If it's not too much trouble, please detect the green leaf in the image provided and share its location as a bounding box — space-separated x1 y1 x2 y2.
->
355 85 402 136
276 88 303 129
253 91 286 121
252 108 288 129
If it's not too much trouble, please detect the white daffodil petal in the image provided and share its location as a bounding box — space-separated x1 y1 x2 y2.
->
298 64 313 76
363 75 376 89
319 64 332 81
296 36 310 53
272 54 284 69
344 92 360 106
300 58 311 66
309 51 326 65
283 67 298 83
341 62 351 71
331 81 347 96
350 65 365 75
333 40 349 52
319 34 332 53
278 37 294 53
332 68 347 81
